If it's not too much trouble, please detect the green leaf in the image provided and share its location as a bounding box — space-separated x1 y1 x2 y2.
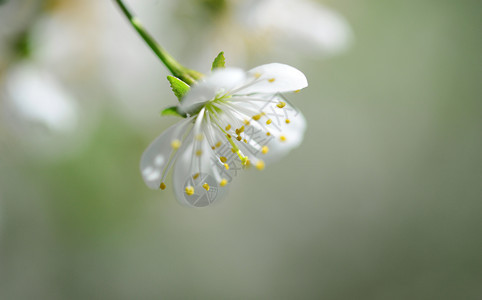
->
160 106 185 118
211 51 225 71
167 76 190 102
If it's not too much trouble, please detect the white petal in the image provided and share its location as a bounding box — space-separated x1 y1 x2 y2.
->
172 135 229 207
179 68 246 114
234 98 306 164
239 0 352 55
241 63 308 94
4 64 78 133
140 121 190 189
263 110 306 164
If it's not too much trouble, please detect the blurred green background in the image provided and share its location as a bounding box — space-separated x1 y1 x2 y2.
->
0 0 481 299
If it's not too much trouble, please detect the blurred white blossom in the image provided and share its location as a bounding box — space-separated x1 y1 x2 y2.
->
2 63 78 135
238 0 353 56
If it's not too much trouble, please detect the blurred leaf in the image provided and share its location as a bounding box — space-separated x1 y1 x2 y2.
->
160 106 185 118
211 51 225 70
167 75 190 101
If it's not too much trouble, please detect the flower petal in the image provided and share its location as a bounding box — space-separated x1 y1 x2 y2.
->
140 121 190 189
172 134 230 207
240 0 352 55
179 68 246 115
232 96 306 164
240 63 308 94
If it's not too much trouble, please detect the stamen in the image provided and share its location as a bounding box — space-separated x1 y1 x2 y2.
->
268 78 276 83
220 179 228 187
266 119 272 125
236 136 242 141
294 89 301 93
254 72 262 79
243 119 250 125
235 126 245 135
256 160 265 170
277 101 286 108
160 182 166 190
195 133 204 141
195 150 203 156
219 156 227 163
241 156 249 166
171 139 181 149
225 124 231 131
193 173 200 179
243 139 247 143
215 141 222 148
266 132 271 136
261 146 269 154
280 135 287 142
202 183 210 191
252 114 261 121
285 119 290 124
224 163 229 170
185 186 194 196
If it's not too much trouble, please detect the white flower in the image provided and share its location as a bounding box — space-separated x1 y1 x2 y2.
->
2 63 79 135
140 63 307 207
174 0 352 65
238 0 353 56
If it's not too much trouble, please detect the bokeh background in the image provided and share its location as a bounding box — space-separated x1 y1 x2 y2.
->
1 0 481 299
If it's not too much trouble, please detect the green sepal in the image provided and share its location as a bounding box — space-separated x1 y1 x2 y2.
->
160 106 186 118
167 75 190 102
211 51 225 71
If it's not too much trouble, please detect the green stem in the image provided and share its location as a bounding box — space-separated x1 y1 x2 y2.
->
114 0 202 85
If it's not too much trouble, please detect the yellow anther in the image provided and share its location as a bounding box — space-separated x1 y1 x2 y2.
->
252 114 261 121
285 119 290 124
193 173 200 179
185 186 194 196
266 132 271 136
160 182 166 190
235 126 245 135
224 163 229 170
231 148 236 153
226 134 231 138
236 136 242 141
171 139 181 149
220 179 228 187
280 135 287 142
294 89 301 93
220 156 227 163
225 124 231 131
277 101 286 108
261 112 266 116
202 183 210 191
243 119 250 125
245 159 251 167
195 150 203 156
215 141 222 148
256 160 265 170
266 119 272 125
195 133 204 141
211 146 215 150
261 145 269 154
268 78 276 83
243 139 247 143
